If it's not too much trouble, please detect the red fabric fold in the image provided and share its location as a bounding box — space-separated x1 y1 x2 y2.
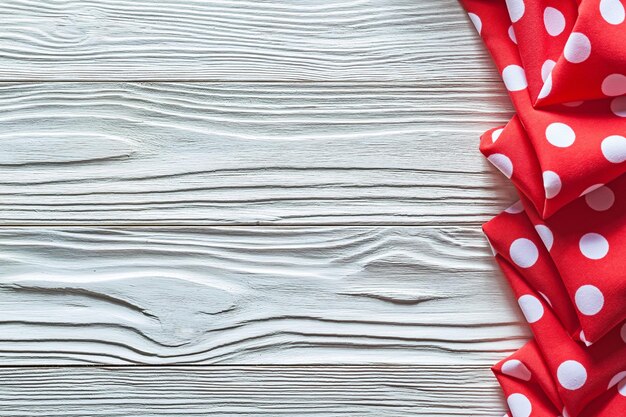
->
483 174 626 344
456 0 626 416
462 0 626 218
484 206 626 415
494 341 626 417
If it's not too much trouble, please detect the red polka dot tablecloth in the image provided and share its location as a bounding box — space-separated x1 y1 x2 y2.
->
457 1 626 416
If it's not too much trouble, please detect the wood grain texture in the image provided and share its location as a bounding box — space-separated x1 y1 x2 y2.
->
0 0 520 413
0 0 493 81
0 226 527 365
0 82 514 225
0 366 504 416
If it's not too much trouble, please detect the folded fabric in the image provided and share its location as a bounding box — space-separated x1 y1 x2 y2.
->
508 0 626 106
484 204 626 415
482 145 626 343
455 1 626 416
494 340 626 417
461 0 626 218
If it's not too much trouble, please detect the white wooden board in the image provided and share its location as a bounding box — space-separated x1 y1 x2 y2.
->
0 366 503 416
0 0 493 81
0 226 526 365
0 0 520 414
0 82 513 225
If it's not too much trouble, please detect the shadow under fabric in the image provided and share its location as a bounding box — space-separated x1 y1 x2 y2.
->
456 1 626 416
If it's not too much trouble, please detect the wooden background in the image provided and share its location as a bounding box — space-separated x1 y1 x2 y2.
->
0 0 525 415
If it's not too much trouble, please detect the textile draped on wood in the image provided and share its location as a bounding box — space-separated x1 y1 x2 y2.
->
459 0 626 416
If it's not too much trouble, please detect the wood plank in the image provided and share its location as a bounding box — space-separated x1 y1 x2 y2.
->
0 366 505 416
0 82 514 225
0 0 492 81
0 226 527 365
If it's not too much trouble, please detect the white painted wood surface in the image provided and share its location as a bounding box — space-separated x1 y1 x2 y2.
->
0 226 526 365
0 0 494 81
0 0 521 414
0 82 513 225
0 366 502 416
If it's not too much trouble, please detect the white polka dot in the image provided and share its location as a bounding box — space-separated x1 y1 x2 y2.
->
502 360 532 381
518 294 544 323
579 330 592 347
581 183 604 196
608 371 626 390
510 238 539 268
534 225 553 251
600 0 625 25
557 360 587 390
563 101 584 107
564 32 591 63
488 153 514 178
601 135 626 163
507 393 531 417
544 7 566 36
611 96 626 117
506 0 526 23
584 185 615 211
538 73 552 99
508 26 517 44
541 60 556 82
575 285 605 316
485 234 497 256
618 378 626 396
539 291 552 307
602 74 626 96
543 171 561 199
492 128 504 142
545 123 575 147
468 13 482 34
505 200 524 214
562 407 570 417
621 322 626 343
502 65 528 92
579 233 609 259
